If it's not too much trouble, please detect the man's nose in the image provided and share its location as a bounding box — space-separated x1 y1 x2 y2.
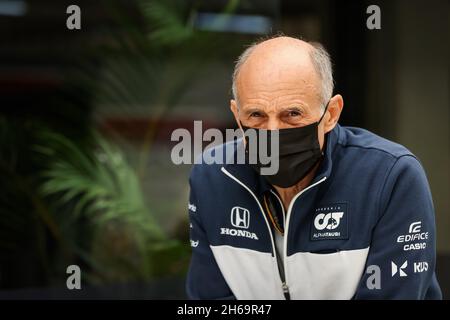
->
266 117 281 131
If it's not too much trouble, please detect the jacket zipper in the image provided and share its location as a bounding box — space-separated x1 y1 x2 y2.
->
279 176 327 298
269 190 289 299
221 167 326 300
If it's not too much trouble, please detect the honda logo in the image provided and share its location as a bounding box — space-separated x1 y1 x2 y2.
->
231 206 250 229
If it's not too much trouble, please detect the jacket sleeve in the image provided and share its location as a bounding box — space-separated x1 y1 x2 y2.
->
185 171 235 300
353 155 442 299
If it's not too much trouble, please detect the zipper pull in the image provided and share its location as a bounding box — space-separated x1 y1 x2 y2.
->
282 282 291 300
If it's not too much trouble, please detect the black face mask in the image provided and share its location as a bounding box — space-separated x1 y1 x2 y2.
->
241 102 329 188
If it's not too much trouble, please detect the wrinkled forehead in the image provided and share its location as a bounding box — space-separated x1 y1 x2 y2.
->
236 46 321 105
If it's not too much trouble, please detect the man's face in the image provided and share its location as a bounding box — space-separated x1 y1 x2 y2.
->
230 41 333 150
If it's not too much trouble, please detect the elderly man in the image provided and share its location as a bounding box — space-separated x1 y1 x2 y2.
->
186 36 441 299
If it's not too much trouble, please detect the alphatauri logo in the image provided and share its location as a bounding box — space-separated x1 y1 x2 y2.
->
311 203 349 240
220 206 258 240
314 212 344 230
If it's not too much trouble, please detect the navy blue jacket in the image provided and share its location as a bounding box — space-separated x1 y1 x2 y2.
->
186 124 442 299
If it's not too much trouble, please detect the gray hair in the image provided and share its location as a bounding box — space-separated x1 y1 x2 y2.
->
231 38 334 110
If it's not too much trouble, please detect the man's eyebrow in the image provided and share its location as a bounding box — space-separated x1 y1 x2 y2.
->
278 105 305 113
242 107 265 114
282 106 302 111
241 105 306 114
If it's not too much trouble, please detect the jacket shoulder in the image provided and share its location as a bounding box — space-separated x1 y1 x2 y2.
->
189 140 240 182
337 125 414 159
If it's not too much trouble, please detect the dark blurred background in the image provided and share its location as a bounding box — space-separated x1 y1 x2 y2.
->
0 0 448 299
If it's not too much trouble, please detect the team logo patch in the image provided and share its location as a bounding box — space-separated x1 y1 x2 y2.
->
311 203 348 240
230 206 250 229
220 206 259 240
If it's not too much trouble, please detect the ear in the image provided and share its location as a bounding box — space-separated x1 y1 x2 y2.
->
323 94 344 133
230 99 242 129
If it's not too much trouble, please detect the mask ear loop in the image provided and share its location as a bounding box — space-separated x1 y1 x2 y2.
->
318 100 331 124
317 100 331 157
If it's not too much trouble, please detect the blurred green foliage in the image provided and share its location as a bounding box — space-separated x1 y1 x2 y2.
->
0 118 190 286
0 0 240 290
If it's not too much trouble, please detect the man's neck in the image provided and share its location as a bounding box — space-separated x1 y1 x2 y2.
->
273 160 321 212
